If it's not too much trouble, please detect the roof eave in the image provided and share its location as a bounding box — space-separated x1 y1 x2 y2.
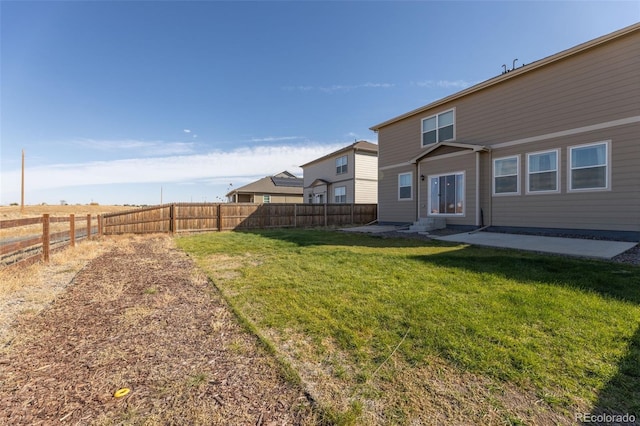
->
409 142 489 164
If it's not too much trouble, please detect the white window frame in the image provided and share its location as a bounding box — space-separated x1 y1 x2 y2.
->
262 195 271 203
493 155 520 196
526 149 560 194
427 171 466 217
398 172 413 201
334 186 346 203
568 141 610 192
336 155 348 174
421 108 455 147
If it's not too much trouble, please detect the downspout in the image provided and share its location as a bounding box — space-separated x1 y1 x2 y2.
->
489 149 493 228
416 161 421 221
476 151 480 226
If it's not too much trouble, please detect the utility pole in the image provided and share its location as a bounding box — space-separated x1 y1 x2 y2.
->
21 149 25 213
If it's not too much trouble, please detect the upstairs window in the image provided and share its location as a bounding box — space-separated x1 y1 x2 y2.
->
494 156 519 195
569 141 609 191
336 155 348 174
422 109 455 146
334 186 346 203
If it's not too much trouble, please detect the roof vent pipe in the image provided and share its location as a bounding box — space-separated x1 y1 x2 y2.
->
512 58 518 71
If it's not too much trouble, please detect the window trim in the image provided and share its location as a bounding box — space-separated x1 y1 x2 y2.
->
398 172 413 201
263 194 271 203
336 155 348 174
334 186 346 204
493 155 520 196
427 171 466 217
421 108 456 147
568 141 610 192
526 149 560 195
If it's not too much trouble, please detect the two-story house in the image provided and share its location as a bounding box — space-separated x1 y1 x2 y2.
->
370 23 640 241
301 141 378 204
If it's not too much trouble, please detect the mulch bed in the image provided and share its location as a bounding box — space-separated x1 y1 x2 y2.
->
0 236 312 425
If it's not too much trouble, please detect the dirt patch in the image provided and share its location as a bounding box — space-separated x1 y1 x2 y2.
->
0 235 313 425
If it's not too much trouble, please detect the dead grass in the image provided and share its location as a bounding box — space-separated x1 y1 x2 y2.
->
0 234 314 425
0 204 134 240
0 236 134 348
0 204 134 220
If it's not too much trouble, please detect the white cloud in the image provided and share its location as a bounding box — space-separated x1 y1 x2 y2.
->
73 138 196 156
0 143 348 202
250 136 305 143
283 82 394 93
436 79 475 89
183 129 191 133
412 80 477 90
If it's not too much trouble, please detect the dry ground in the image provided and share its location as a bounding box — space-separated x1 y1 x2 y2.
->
0 204 134 220
0 235 313 425
1 205 134 240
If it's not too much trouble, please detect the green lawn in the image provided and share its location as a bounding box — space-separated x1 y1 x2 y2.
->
177 229 640 425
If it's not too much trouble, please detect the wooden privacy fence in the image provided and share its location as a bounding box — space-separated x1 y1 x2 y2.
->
0 214 101 268
102 203 377 235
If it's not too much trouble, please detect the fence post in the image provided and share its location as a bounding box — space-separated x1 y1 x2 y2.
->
87 214 92 240
217 203 222 231
351 203 354 224
98 214 102 236
294 204 297 228
70 214 75 247
170 204 176 234
42 214 50 263
324 203 328 227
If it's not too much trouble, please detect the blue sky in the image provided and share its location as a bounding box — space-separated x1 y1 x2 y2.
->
1 1 638 205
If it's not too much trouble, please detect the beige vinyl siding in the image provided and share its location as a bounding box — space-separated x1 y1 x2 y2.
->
354 152 378 203
303 152 354 187
354 180 377 204
354 152 378 180
378 165 416 223
336 180 355 204
487 122 639 232
268 195 304 203
377 119 424 168
252 194 304 203
456 33 639 145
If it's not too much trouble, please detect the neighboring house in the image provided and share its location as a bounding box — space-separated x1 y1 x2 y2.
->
226 171 303 203
370 23 640 241
301 141 378 204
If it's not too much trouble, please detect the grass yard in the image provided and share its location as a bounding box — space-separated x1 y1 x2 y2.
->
177 229 640 425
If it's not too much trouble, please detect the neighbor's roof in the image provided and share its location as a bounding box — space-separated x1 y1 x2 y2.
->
300 140 378 168
370 22 640 131
226 171 303 197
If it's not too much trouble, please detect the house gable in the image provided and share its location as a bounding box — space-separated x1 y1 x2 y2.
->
411 142 487 163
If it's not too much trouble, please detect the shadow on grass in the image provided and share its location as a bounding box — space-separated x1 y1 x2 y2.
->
409 248 640 304
238 228 640 418
587 326 640 422
408 247 640 421
236 228 456 249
